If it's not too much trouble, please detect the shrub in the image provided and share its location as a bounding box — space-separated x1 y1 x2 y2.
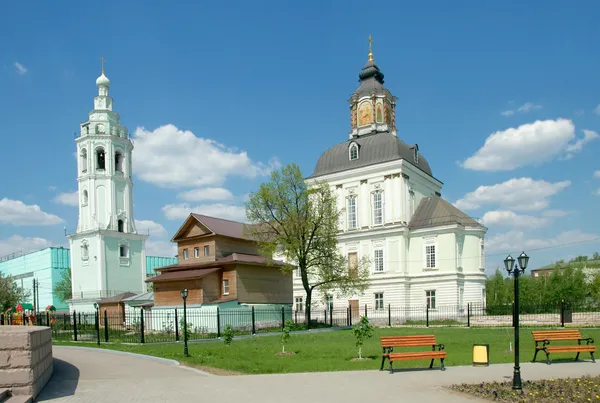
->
223 324 234 345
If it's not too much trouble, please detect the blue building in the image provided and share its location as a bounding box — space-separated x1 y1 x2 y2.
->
0 247 177 311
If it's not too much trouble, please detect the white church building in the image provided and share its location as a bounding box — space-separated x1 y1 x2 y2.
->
293 46 487 315
67 63 148 312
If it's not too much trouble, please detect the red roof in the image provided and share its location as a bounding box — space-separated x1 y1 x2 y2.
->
191 213 254 240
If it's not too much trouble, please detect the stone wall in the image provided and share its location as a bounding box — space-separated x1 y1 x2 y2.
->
0 326 53 399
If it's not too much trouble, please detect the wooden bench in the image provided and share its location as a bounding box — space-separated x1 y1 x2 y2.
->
531 329 596 365
380 335 446 373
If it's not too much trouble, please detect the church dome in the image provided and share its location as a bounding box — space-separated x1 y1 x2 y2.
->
309 132 433 178
96 73 110 88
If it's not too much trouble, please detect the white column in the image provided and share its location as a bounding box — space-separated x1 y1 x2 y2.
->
383 177 392 224
402 175 409 224
360 181 369 228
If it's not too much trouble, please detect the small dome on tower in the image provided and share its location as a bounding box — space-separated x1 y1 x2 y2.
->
96 73 110 88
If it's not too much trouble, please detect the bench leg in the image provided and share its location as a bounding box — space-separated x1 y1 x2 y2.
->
440 358 446 371
429 359 434 369
575 352 580 361
380 355 387 371
532 349 540 363
591 352 596 363
389 360 393 374
545 350 552 365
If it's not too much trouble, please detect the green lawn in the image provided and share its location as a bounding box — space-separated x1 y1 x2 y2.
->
54 327 600 375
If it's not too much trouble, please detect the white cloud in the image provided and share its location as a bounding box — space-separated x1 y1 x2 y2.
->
135 219 168 238
53 191 78 207
486 230 598 253
145 240 177 258
461 119 578 171
455 178 571 211
482 210 548 228
162 203 247 223
177 187 234 202
0 198 63 226
0 235 55 257
564 129 599 158
132 124 280 188
594 170 600 178
14 62 27 75
501 102 542 116
541 209 570 217
593 105 600 115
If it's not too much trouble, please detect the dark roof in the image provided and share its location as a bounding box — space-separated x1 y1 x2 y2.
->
148 267 221 282
309 132 433 178
354 59 394 99
409 196 485 230
98 292 137 304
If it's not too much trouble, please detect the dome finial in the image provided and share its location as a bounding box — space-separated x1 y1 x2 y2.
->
100 56 105 75
367 35 374 61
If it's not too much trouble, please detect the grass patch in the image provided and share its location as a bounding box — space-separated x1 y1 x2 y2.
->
54 327 600 375
449 376 600 402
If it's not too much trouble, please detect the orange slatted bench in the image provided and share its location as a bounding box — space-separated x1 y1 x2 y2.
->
380 335 446 374
531 329 596 365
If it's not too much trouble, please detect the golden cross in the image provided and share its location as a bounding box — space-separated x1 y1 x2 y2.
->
368 35 374 61
100 56 105 74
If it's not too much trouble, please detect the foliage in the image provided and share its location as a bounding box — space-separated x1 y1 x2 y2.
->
245 163 370 325
54 268 72 303
450 376 600 402
352 316 374 359
222 324 234 345
281 319 292 353
179 315 192 337
0 271 28 311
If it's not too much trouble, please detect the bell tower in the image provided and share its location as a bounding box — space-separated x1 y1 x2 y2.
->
67 59 147 312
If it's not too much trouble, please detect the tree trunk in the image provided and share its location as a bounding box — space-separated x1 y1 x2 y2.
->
358 346 362 360
305 289 313 326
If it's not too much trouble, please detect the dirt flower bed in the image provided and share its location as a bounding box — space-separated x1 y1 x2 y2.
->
449 376 600 402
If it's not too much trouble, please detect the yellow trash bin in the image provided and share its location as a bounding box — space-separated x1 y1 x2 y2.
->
472 344 490 367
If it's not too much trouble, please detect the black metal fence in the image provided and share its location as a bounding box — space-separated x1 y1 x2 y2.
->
2 302 599 345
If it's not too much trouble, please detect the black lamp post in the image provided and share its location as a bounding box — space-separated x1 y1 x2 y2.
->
504 251 530 391
180 289 189 357
93 302 100 346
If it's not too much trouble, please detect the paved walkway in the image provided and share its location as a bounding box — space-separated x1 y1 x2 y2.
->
37 346 600 402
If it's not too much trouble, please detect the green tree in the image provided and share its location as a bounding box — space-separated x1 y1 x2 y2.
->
281 319 292 353
53 268 72 303
223 325 234 345
0 272 27 311
486 269 511 305
352 316 374 359
593 252 600 261
542 267 586 306
246 163 370 325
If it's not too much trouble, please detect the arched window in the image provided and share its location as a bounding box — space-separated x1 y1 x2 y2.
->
115 152 123 172
376 104 383 123
82 190 88 206
80 149 87 173
81 242 89 260
349 143 359 161
117 219 124 233
96 148 105 170
119 243 129 258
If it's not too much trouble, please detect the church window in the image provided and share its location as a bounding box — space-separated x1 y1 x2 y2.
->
96 149 106 170
357 101 373 126
347 196 357 230
374 249 384 272
119 244 129 258
117 219 124 233
82 190 88 206
376 104 383 123
80 149 87 173
375 292 384 310
349 143 359 161
426 290 436 309
348 252 358 277
115 152 123 172
424 238 437 269
372 191 383 225
81 243 89 260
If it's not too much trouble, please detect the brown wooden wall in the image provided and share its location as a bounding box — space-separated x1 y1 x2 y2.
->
235 264 292 304
177 239 216 265
154 279 203 306
99 303 124 321
214 236 259 258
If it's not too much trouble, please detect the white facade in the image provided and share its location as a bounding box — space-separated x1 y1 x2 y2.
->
292 52 487 316
67 67 147 312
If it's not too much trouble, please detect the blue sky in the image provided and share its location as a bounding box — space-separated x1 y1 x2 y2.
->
1 0 599 272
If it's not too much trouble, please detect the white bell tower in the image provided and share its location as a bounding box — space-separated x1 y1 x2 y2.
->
67 59 147 312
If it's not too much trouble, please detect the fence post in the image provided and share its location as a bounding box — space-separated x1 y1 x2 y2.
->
560 300 566 327
140 308 145 344
467 303 471 328
78 312 81 327
172 308 179 341
46 312 50 327
364 304 367 318
251 306 256 335
330 308 333 327
216 307 221 338
426 306 429 327
281 306 285 330
388 304 391 327
95 310 100 345
73 311 78 342
0 313 3 326
104 310 109 342
348 306 352 326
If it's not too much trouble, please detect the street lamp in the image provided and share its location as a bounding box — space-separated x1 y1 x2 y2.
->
504 251 529 391
93 302 100 346
180 289 189 357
